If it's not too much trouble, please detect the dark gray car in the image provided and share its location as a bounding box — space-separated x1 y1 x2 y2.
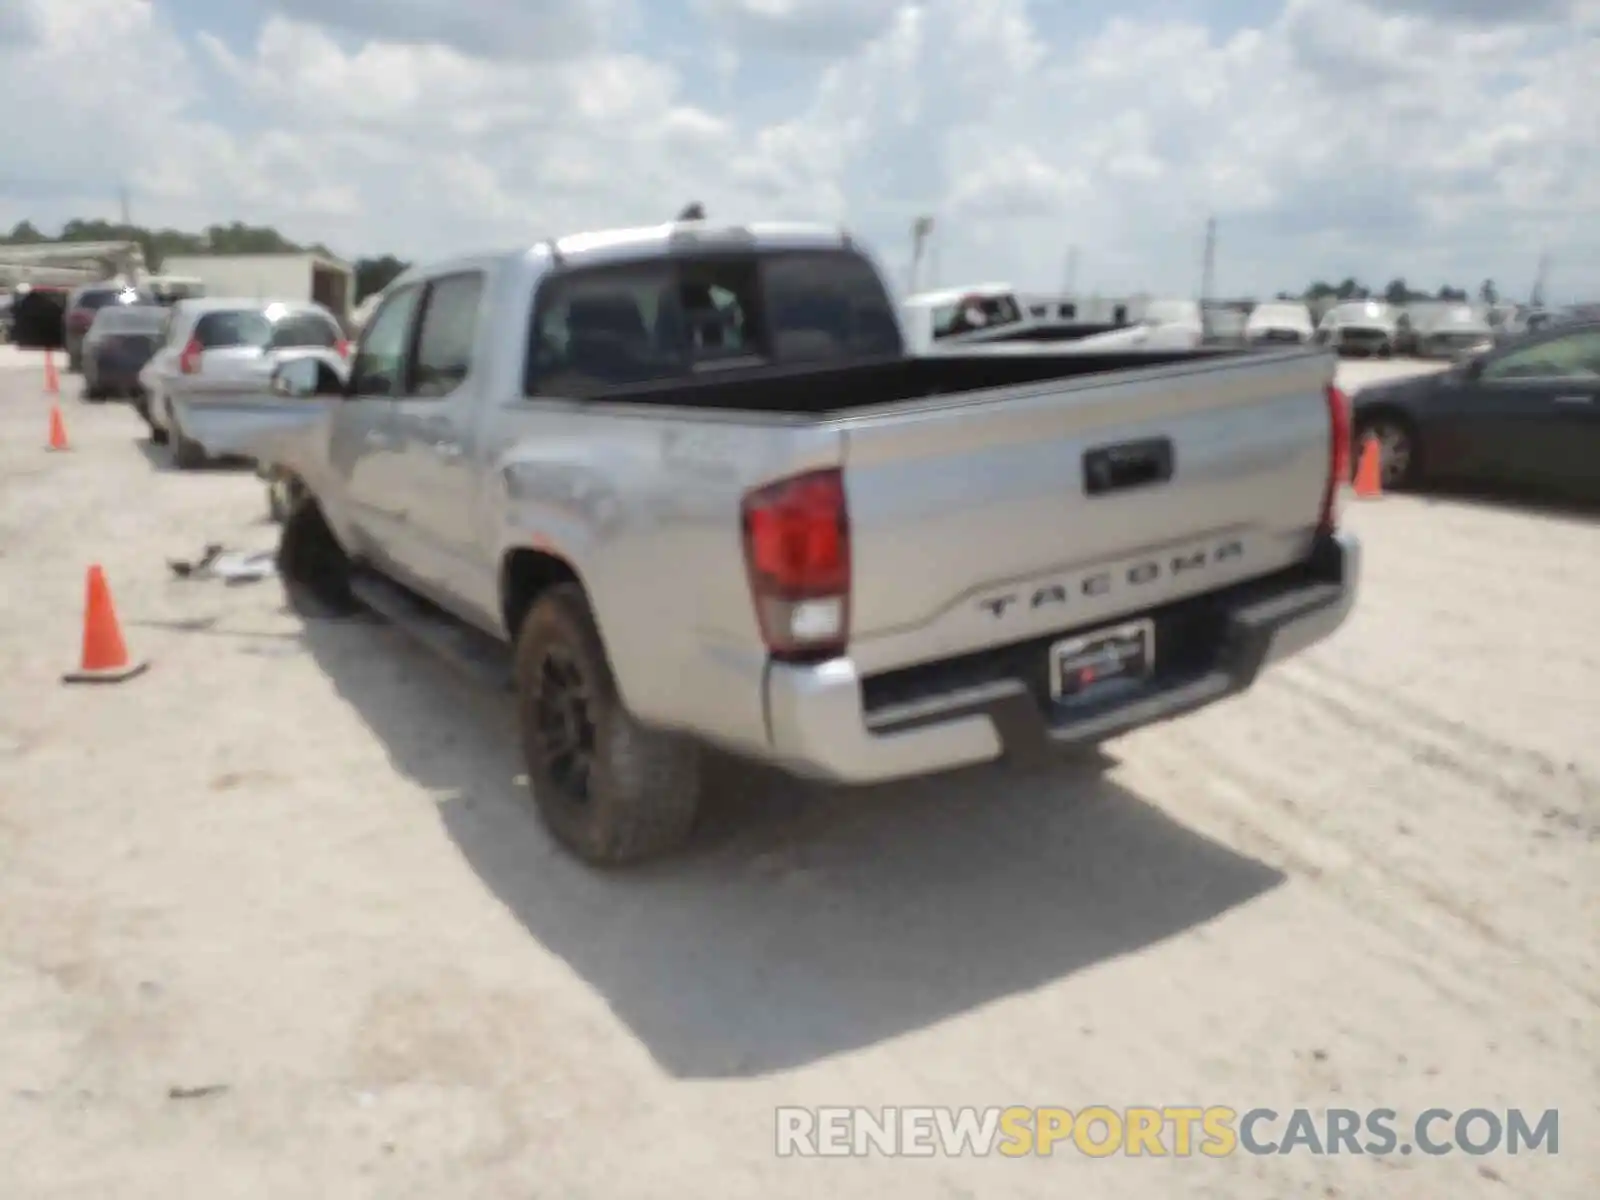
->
63 282 152 371
1351 320 1600 500
82 304 169 401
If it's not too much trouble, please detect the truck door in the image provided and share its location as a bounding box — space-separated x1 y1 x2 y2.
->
1461 328 1600 491
333 283 423 562
384 270 500 624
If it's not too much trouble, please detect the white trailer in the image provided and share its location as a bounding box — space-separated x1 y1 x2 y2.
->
158 252 353 320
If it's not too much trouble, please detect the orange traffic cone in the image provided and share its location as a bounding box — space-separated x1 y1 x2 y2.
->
43 349 60 396
62 565 149 685
46 404 70 452
1353 436 1382 499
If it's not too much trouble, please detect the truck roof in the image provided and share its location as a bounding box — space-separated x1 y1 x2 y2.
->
393 220 859 290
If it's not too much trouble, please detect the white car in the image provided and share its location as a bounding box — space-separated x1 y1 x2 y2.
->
1315 300 1402 358
139 297 348 467
1246 301 1314 345
900 283 1032 353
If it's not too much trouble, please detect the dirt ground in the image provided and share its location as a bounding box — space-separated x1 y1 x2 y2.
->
1 354 1595 1199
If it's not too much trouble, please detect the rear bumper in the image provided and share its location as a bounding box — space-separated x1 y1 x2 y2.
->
763 531 1360 785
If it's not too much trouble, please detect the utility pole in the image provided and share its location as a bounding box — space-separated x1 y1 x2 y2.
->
1062 245 1079 298
1529 251 1550 309
1199 215 1216 339
908 215 934 296
119 185 131 226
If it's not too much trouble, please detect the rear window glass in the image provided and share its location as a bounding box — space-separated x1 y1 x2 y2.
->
77 288 148 311
269 310 340 348
93 305 167 333
527 250 903 396
762 251 903 362
193 309 272 349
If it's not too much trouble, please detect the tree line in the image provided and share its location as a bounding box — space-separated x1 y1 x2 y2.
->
6 216 1511 310
2 218 410 302
1277 278 1503 306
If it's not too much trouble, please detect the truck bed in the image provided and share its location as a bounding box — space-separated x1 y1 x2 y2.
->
525 345 1338 680
550 345 1234 415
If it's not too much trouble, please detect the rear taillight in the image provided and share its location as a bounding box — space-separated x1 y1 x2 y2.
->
335 339 350 358
741 468 850 660
1321 383 1351 531
178 338 202 374
67 310 92 333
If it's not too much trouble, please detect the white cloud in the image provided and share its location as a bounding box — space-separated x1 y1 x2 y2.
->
695 0 904 56
2 0 1596 301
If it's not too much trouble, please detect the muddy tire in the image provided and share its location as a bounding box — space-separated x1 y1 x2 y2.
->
276 498 357 615
513 583 701 866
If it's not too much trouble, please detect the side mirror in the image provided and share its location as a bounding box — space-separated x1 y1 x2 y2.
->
271 357 323 398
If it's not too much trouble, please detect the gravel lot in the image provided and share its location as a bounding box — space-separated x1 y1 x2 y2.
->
1 354 1595 1199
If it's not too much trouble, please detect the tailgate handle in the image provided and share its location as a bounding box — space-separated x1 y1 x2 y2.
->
1084 438 1173 495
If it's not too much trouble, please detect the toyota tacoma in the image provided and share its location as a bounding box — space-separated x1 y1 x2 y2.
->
186 218 1361 866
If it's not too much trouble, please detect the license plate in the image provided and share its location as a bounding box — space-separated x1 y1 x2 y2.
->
1048 619 1155 702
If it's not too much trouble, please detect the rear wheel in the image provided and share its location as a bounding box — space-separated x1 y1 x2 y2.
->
513 584 701 866
167 400 206 469
1354 414 1419 490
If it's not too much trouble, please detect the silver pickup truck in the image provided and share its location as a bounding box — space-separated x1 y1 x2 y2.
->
188 219 1360 866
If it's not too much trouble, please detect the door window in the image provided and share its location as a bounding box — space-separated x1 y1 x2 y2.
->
407 273 485 397
350 285 423 396
1482 331 1600 382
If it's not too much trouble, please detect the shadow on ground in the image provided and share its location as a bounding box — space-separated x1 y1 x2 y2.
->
287 606 1285 1080
135 439 255 475
1415 484 1599 524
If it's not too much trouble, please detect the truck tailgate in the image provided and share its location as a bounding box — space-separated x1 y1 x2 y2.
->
839 349 1335 669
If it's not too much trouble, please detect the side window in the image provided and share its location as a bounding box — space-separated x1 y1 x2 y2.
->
350 285 423 397
526 262 683 398
408 273 485 398
1482 331 1600 382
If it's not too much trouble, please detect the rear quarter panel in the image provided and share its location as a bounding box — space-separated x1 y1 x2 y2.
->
482 400 845 754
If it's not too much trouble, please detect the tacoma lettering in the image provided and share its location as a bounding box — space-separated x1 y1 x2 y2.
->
977 539 1245 620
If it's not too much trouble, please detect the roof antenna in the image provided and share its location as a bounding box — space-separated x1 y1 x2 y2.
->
676 202 705 221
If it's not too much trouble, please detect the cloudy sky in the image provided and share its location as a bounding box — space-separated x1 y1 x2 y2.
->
3 0 1596 300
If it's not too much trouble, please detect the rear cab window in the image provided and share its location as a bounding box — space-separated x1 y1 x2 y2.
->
526 248 903 397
